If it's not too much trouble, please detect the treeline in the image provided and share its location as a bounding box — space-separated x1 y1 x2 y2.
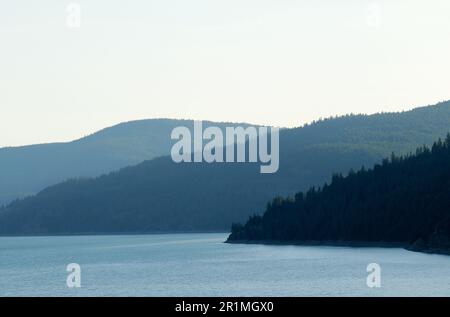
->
228 135 450 254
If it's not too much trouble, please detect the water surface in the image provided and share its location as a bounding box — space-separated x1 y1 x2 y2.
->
1 233 449 296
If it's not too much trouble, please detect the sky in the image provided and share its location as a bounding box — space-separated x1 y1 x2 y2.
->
1 0 450 147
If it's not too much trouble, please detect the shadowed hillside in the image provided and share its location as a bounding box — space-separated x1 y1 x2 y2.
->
227 135 450 255
1 101 450 234
0 119 252 206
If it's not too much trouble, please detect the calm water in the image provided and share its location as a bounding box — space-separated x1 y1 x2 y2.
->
1 233 449 296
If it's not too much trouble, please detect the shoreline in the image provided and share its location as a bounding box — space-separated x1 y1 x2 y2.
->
225 239 407 248
226 239 450 256
2 232 449 256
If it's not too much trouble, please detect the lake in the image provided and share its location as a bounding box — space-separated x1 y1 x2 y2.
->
1 233 449 296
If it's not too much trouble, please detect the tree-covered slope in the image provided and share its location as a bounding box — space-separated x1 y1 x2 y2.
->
227 136 450 255
0 119 250 206
1 101 450 234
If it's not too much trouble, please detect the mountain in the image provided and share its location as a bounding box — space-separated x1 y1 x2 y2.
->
227 135 450 255
0 119 251 206
1 101 450 235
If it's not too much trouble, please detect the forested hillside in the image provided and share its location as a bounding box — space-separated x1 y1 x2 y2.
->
1 101 450 234
228 136 450 255
0 119 250 206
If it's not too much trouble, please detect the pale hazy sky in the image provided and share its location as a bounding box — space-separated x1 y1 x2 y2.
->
1 0 450 147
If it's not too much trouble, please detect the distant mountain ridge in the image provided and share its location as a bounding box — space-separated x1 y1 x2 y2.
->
1 100 450 235
0 119 254 206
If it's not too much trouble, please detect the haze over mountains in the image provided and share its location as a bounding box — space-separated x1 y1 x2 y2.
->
1 101 450 235
0 119 252 206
